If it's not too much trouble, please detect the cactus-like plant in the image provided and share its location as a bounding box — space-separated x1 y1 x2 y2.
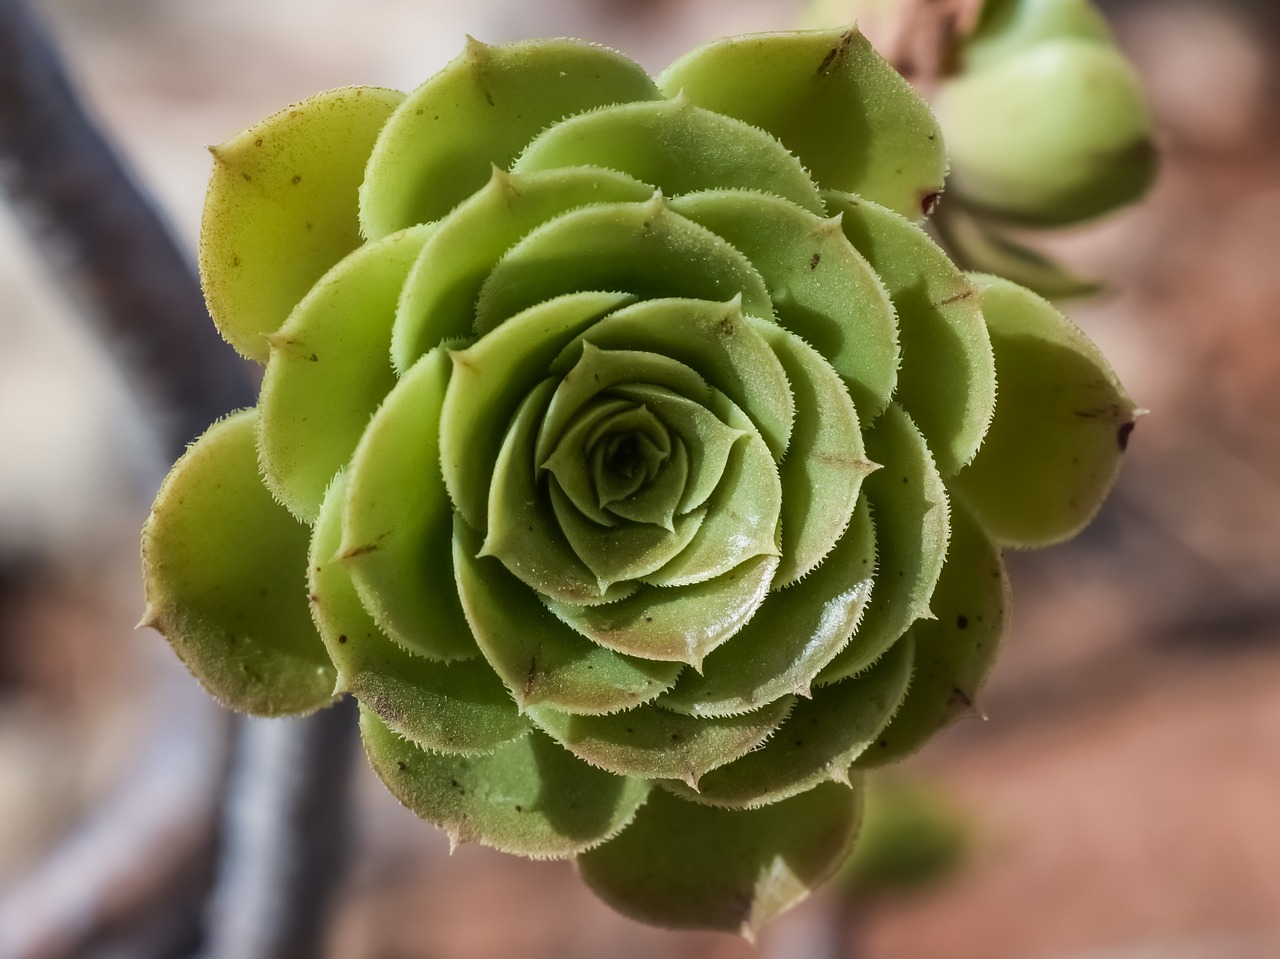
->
140 25 1136 933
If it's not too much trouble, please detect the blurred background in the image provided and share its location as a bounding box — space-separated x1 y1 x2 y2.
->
1 0 1278 956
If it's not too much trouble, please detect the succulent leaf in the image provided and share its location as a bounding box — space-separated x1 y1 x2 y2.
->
342 349 477 661
964 0 1115 73
514 97 824 215
658 27 946 220
578 782 862 934
259 225 432 523
527 695 794 786
668 190 899 423
311 472 528 752
818 404 950 684
361 708 651 858
661 633 912 809
454 517 682 715
141 410 335 715
361 38 660 237
393 167 652 372
937 39 1156 226
932 202 1103 300
951 274 1136 545
856 498 1007 765
659 495 876 717
826 191 997 476
201 86 404 362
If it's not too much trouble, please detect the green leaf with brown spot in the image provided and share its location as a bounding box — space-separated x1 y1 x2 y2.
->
201 86 403 361
951 274 1137 546
310 471 527 754
342 349 476 661
258 225 432 523
361 709 650 859
659 27 946 219
856 499 1007 766
361 38 659 237
141 409 335 716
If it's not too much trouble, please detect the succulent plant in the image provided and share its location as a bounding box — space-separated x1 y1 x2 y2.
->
140 25 1136 934
930 0 1158 296
801 0 1158 298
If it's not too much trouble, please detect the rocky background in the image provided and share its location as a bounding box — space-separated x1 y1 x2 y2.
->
1 1 1278 956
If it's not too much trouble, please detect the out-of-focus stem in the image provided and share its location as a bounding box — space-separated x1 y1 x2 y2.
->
200 700 359 959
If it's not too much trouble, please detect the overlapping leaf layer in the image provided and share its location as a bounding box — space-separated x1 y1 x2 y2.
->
141 25 1135 934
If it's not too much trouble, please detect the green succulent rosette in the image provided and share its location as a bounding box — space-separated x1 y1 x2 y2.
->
140 26 1136 934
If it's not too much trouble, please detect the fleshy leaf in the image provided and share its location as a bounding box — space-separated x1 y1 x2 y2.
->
662 634 912 809
608 384 745 514
474 198 774 336
857 499 1007 766
360 37 660 237
754 322 872 586
541 396 638 527
393 167 651 371
141 409 335 716
826 191 997 476
543 554 778 670
361 709 650 859
658 27 946 219
549 483 706 591
454 518 682 715
962 0 1115 73
258 225 432 523
578 782 861 934
201 86 403 362
550 299 794 463
309 471 527 754
951 274 1137 546
669 190 898 420
660 496 875 717
483 381 639 604
818 404 949 684
527 696 793 786
440 291 635 532
535 346 711 471
640 400 781 588
342 349 476 660
515 96 824 215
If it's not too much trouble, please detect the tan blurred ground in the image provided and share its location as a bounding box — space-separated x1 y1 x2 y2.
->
1 1 1278 957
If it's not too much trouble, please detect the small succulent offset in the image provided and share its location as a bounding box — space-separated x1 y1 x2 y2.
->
933 0 1159 295
141 25 1137 933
